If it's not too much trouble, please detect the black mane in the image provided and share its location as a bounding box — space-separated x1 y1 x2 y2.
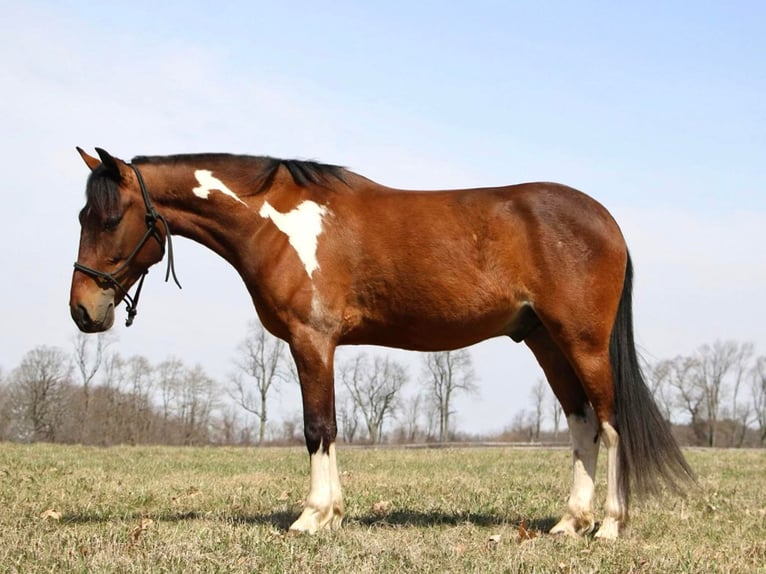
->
132 153 347 194
83 154 348 220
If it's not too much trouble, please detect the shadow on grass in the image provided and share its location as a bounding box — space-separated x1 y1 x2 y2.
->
357 511 558 532
63 510 204 525
63 509 558 533
62 510 295 531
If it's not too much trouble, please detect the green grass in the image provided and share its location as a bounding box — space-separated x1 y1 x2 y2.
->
0 444 764 573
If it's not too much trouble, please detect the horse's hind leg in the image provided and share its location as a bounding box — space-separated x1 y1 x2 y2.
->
555 335 628 539
594 413 625 539
525 328 600 536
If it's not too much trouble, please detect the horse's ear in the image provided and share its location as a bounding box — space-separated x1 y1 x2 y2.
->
94 147 130 181
77 147 102 171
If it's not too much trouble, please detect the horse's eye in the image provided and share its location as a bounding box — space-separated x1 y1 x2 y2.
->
103 215 123 231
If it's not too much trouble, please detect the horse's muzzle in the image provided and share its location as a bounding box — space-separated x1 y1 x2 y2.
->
70 300 115 333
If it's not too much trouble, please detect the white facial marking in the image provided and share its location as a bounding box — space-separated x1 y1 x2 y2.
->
259 200 328 278
192 170 247 205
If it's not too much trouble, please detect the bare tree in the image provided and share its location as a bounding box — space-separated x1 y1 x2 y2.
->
176 364 218 445
661 341 756 447
398 391 425 443
93 353 155 445
229 321 289 445
71 332 114 442
279 411 304 445
337 393 361 444
724 342 754 447
421 350 477 442
530 379 547 441
695 340 753 447
125 355 155 444
507 409 535 442
6 346 73 442
644 357 676 422
96 352 128 443
156 357 184 439
339 353 408 444
423 399 440 441
548 389 563 441
662 355 706 445
751 356 766 446
0 367 10 440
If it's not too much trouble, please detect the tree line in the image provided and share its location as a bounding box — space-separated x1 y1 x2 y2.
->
505 340 766 448
645 340 765 447
0 323 477 446
1 327 764 447
0 339 218 446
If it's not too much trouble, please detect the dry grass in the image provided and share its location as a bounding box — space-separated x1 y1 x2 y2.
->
0 444 764 573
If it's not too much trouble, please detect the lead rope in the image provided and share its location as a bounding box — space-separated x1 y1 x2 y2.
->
124 271 147 327
130 165 182 290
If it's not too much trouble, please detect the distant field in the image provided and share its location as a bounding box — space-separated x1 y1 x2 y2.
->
0 444 763 573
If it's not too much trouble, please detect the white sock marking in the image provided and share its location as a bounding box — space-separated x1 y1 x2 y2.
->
328 442 342 507
259 200 328 278
551 405 600 536
192 170 247 205
289 440 344 533
599 421 625 529
567 406 599 514
307 443 333 507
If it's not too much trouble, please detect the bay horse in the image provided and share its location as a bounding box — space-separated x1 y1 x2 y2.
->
69 148 694 539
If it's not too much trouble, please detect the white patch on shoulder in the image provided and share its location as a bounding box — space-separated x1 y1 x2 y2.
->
259 200 328 278
192 170 247 206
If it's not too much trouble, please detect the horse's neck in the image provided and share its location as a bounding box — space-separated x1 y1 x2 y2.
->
143 163 260 263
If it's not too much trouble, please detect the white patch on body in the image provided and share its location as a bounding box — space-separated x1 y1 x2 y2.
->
192 170 247 205
259 200 328 278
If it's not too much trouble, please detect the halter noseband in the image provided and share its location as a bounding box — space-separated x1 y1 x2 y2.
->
73 164 181 327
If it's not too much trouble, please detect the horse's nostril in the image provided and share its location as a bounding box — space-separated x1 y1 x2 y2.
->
71 303 92 327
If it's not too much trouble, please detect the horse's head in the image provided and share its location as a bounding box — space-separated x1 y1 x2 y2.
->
70 148 170 332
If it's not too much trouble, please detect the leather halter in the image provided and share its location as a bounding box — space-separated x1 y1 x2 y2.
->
73 164 181 326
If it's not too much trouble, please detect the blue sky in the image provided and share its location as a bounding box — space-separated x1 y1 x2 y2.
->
1 2 764 434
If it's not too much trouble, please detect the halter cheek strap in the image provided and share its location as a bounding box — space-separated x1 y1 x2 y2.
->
73 164 181 327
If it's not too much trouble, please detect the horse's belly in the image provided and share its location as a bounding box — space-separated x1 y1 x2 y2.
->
341 296 534 351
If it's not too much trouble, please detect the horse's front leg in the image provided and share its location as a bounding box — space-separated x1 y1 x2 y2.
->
288 329 344 534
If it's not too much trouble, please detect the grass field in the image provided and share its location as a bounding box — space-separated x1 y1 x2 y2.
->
0 444 764 573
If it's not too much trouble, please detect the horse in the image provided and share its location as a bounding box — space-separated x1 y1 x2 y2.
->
69 147 694 539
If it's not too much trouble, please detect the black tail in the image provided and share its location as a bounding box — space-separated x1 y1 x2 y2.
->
610 252 696 502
